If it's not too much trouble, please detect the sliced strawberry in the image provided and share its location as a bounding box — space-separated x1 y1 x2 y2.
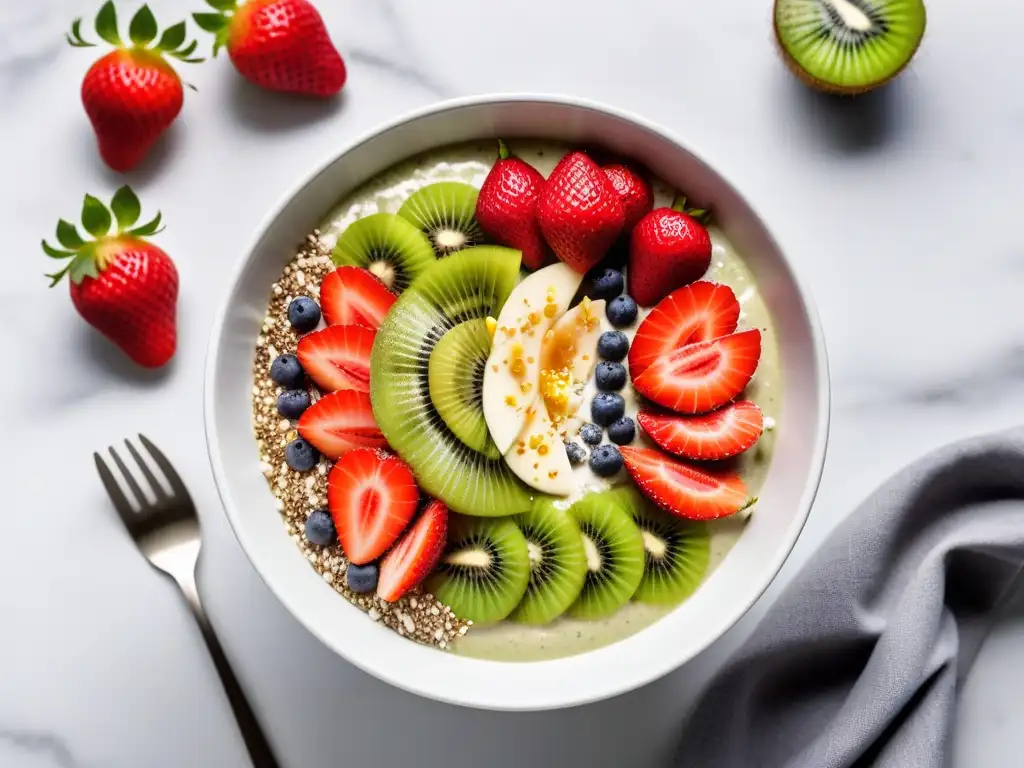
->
633 329 761 414
377 499 448 602
328 448 420 565
298 390 386 460
628 281 740 380
320 266 396 330
620 446 750 520
637 401 764 461
296 324 374 393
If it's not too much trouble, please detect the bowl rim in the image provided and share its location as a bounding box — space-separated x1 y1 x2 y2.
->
204 92 831 710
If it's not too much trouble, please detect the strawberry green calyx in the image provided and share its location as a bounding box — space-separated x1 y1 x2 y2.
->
66 1 204 64
497 139 510 161
43 186 164 287
669 195 711 225
192 0 242 56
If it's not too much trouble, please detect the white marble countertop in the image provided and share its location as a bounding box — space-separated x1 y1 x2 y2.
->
3 0 1024 765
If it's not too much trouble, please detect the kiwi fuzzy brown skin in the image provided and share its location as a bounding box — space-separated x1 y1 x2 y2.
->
772 0 927 96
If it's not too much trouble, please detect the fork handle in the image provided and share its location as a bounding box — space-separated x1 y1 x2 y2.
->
179 570 283 768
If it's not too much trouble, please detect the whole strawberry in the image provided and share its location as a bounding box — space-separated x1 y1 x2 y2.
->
536 151 625 274
43 187 179 368
628 197 713 307
475 139 551 271
194 0 346 97
67 2 203 172
603 164 654 232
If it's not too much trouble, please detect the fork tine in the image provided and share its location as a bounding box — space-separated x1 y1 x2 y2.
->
125 439 168 501
108 446 150 508
94 452 137 529
138 434 192 506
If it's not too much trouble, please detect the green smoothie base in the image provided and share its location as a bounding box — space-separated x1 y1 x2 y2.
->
315 140 782 662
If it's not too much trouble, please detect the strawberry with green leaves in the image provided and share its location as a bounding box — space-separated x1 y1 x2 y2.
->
193 0 346 97
43 187 179 369
68 2 202 173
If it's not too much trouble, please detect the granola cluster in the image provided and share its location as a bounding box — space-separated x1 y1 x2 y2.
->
250 233 468 649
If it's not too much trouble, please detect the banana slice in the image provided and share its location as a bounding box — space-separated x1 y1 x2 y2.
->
482 263 583 454
503 405 575 497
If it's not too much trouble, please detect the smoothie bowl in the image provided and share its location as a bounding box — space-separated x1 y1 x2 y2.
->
205 95 829 710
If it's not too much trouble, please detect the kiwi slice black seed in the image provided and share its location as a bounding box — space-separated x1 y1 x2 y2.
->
609 485 710 605
427 319 500 459
398 182 484 256
425 514 531 625
509 497 588 625
370 246 533 517
773 0 926 95
566 490 645 620
332 212 436 292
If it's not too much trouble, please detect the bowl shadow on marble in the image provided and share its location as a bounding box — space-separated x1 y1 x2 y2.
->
785 73 909 154
257 588 717 767
226 78 347 133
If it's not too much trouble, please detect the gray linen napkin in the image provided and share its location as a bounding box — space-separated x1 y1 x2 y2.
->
676 427 1024 768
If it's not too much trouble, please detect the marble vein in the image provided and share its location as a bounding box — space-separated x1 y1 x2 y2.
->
843 344 1024 411
345 0 450 97
0 2 70 97
0 727 79 768
346 47 449 98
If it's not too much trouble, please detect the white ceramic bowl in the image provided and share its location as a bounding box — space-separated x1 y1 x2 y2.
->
205 95 829 711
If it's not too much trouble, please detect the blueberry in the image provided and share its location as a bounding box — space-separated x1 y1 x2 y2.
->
591 393 626 426
607 417 636 445
270 354 305 389
305 509 336 546
595 361 627 391
285 437 319 471
347 563 378 594
597 331 629 362
277 389 311 419
591 268 625 300
564 441 587 465
288 296 321 333
580 422 603 446
607 295 638 328
589 444 623 477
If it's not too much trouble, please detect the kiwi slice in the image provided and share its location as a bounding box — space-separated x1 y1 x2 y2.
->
428 319 500 459
773 0 926 95
425 514 531 625
397 182 484 256
609 485 710 605
509 497 588 625
332 212 436 292
370 246 532 517
566 490 645 620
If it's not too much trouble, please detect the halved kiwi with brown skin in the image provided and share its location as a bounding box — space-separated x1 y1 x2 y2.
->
773 0 927 95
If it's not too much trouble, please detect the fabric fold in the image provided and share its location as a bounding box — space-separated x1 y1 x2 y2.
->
676 427 1024 768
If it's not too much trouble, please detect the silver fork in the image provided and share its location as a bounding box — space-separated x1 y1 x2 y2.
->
95 435 281 768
